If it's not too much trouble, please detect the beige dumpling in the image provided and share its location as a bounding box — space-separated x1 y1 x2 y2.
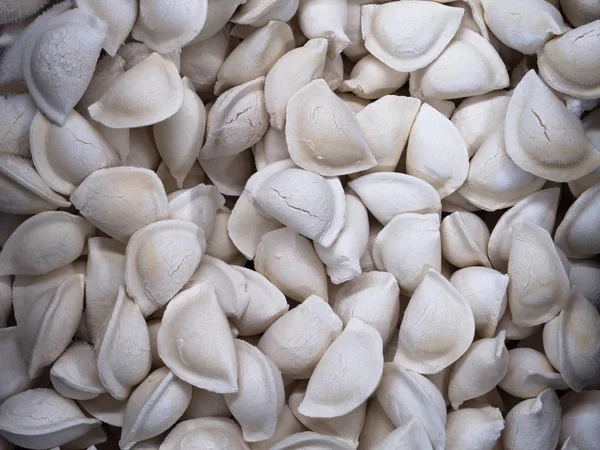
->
298 318 383 418
505 70 600 182
14 273 84 378
0 327 35 405
297 0 349 57
75 0 137 56
154 78 206 188
96 286 152 400
168 184 225 239
480 0 568 54
0 388 101 450
376 362 447 450
0 211 94 276
502 389 561 450
538 21 600 99
361 1 463 72
289 381 367 448
395 269 475 374
406 104 469 199
50 343 106 400
180 28 231 97
224 340 284 442
124 220 205 317
450 90 512 158
71 167 168 243
349 173 441 225
554 182 600 259
200 151 256 198
0 155 71 214
205 207 247 266
199 77 269 159
441 212 491 268
264 38 327 130
270 432 354 450
372 214 441 294
119 367 192 450
182 388 230 421
85 237 125 342
358 398 396 450
445 407 504 450
30 110 119 195
314 192 369 284
355 96 421 174
88 53 184 129
157 162 206 195
508 223 570 327
251 404 304 450
79 394 126 428
258 294 342 379
560 0 600 26
569 258 600 310
499 348 567 398
559 390 600 450
132 0 207 53
372 418 432 450
253 167 346 247
23 9 107 125
496 308 542 341
458 127 546 211
185 255 249 320
343 0 375 62
252 126 291 171
448 332 509 409
0 93 36 158
125 126 160 170
488 188 561 273
339 54 409 100
215 21 295 95
285 79 376 176
409 29 509 100
330 271 400 347
232 0 299 27
161 417 248 450
543 290 600 391
450 267 508 339
157 283 238 394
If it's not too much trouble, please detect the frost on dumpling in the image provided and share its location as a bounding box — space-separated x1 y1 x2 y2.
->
361 1 464 72
23 8 107 125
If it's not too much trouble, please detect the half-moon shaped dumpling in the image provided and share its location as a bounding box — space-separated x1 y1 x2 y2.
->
458 127 546 211
297 0 350 57
253 167 346 247
445 407 504 450
224 339 285 442
361 1 464 72
30 110 119 195
488 188 561 273
554 182 600 259
157 283 238 393
125 220 205 317
406 104 469 199
480 0 568 55
119 367 192 450
88 53 184 129
199 77 269 160
285 79 376 176
0 155 70 214
270 432 354 450
132 0 207 53
22 8 107 125
441 212 492 269
395 269 475 374
505 70 600 182
154 77 206 189
409 28 509 100
0 211 94 276
543 290 600 391
96 286 152 400
376 362 447 450
339 54 409 100
168 184 224 239
298 318 383 418
75 0 137 56
70 167 168 243
50 343 106 401
508 222 571 327
161 417 248 450
349 173 441 225
0 388 101 450
372 214 441 294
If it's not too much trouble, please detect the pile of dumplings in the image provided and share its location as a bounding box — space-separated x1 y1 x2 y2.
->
1 0 600 449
